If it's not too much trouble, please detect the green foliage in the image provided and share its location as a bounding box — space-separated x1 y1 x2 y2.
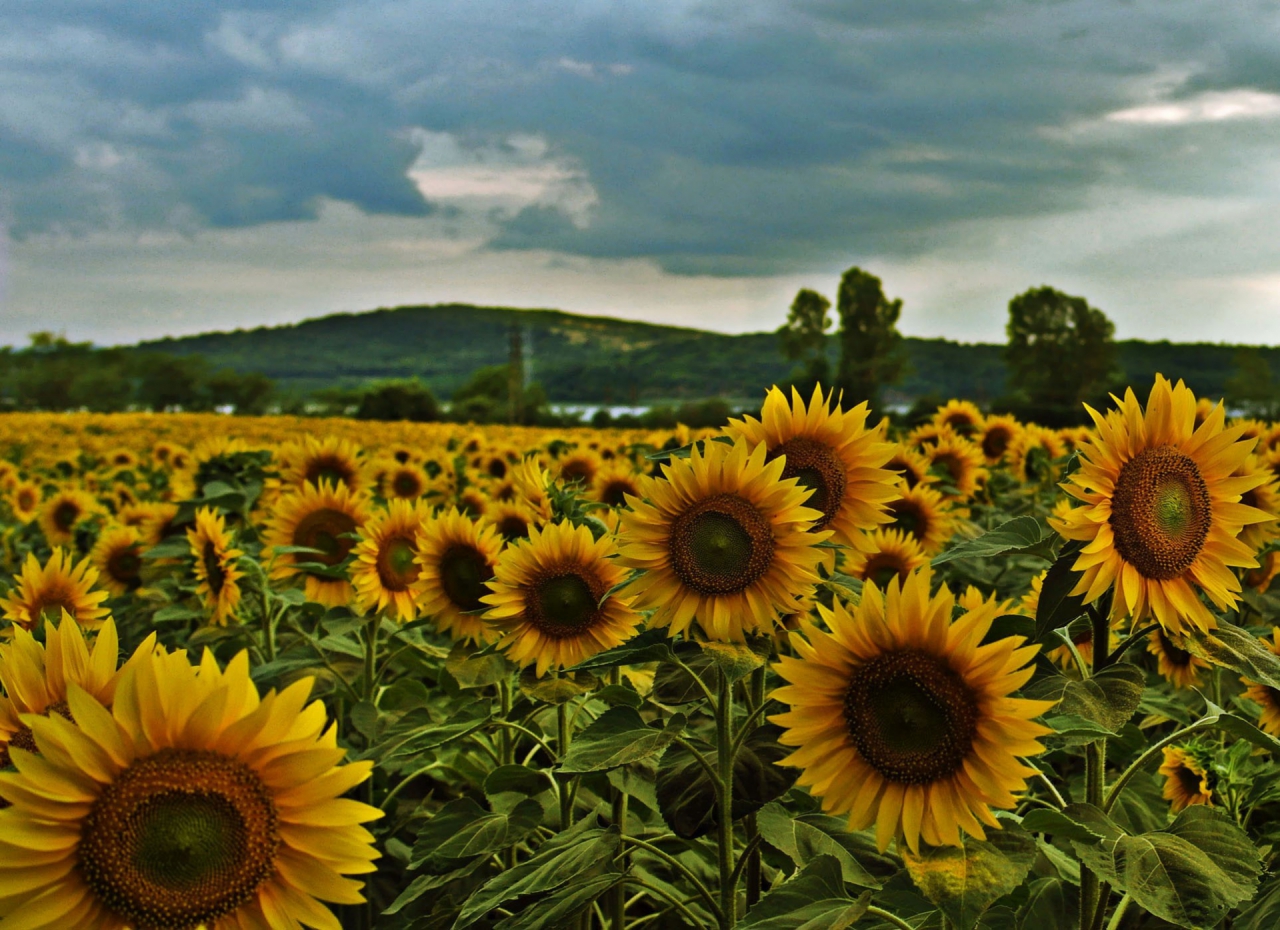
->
353 378 440 421
834 267 905 410
1004 285 1120 411
902 822 1038 930
777 288 833 393
1226 348 1280 419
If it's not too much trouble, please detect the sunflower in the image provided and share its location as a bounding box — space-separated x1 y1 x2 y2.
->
512 456 555 521
885 444 936 490
458 485 490 519
556 448 603 486
187 506 244 626
724 385 900 547
1047 623 1105 672
593 463 644 508
1159 745 1214 812
844 528 929 588
0 615 140 770
1245 549 1280 592
88 525 145 598
385 462 431 500
976 415 1022 465
932 400 984 438
617 437 829 642
1243 630 1280 736
1193 397 1217 430
351 498 431 622
0 642 382 929
482 521 641 675
1055 376 1271 636
0 549 110 632
955 585 1018 615
1231 418 1268 452
37 487 99 547
1057 426 1094 454
279 435 365 494
906 423 947 450
771 568 1054 852
485 501 538 542
137 502 182 547
8 478 41 524
885 483 957 555
264 481 371 608
1008 426 1067 485
413 508 503 644
924 432 988 501
1236 456 1280 552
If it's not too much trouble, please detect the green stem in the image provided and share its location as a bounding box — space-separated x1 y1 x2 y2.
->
1103 720 1211 813
611 788 629 930
716 670 737 929
363 615 379 702
557 701 572 831
1081 605 1110 930
1104 893 1131 930
745 665 765 909
620 836 721 919
865 906 916 930
624 878 710 930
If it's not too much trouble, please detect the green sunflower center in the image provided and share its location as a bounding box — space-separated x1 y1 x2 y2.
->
843 649 978 785
670 494 776 596
1110 445 1211 581
439 544 493 612
79 749 279 930
378 535 421 592
770 437 846 529
293 508 358 568
528 569 603 638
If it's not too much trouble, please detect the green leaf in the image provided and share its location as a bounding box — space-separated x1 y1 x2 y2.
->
739 855 871 929
1183 621 1280 689
1235 875 1280 930
594 684 643 707
454 817 620 928
367 706 491 764
652 650 719 704
698 638 769 683
1043 713 1117 742
903 822 1038 930
518 667 599 704
484 764 553 813
932 516 1049 566
566 628 675 671
446 640 515 689
1201 700 1280 755
1033 544 1086 642
756 802 880 888
493 873 626 930
142 536 192 560
151 604 202 623
1025 663 1144 737
982 613 1036 646
559 707 686 773
349 700 379 740
409 797 543 872
1019 808 1106 844
1016 877 1078 930
655 725 798 839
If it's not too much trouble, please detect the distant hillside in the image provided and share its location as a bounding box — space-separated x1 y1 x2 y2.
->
134 303 1277 404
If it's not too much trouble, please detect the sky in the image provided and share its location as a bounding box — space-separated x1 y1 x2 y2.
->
2 0 1280 347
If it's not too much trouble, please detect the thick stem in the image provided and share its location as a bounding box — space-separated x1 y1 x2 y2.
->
557 701 573 831
716 671 737 929
363 616 379 702
1081 606 1110 930
745 666 765 908
611 789 629 930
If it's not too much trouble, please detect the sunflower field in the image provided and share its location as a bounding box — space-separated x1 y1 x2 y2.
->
5 377 1280 930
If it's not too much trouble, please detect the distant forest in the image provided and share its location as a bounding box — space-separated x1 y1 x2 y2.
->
134 302 1279 405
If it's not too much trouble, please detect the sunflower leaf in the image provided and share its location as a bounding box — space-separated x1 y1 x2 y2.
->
1182 621 1280 690
565 627 675 672
1024 664 1144 736
493 872 628 930
1033 542 1087 642
902 821 1038 930
931 516 1048 566
1020 807 1107 844
756 802 881 888
1199 698 1280 755
558 707 686 773
410 796 544 872
738 855 871 929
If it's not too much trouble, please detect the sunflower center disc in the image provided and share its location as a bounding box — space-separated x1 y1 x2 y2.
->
890 501 924 540
306 457 353 489
843 650 978 785
439 545 493 612
378 536 421 591
601 480 635 507
1155 630 1193 668
392 472 421 497
79 749 279 930
982 427 1012 460
202 542 226 595
670 494 775 595
108 549 143 587
34 591 75 624
293 508 358 568
497 515 530 541
1110 445 1211 580
770 438 846 529
54 501 80 531
529 570 603 638
861 556 905 589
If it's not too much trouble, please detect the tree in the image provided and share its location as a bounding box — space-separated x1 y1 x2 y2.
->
1225 349 1280 419
207 369 276 415
1004 286 1118 410
355 380 440 422
835 267 905 409
777 289 832 391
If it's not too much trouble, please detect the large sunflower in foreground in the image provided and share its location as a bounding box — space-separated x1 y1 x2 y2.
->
265 480 372 608
187 506 244 626
0 644 381 929
1055 375 1271 635
88 524 145 597
617 437 829 642
351 498 431 622
0 615 142 769
37 487 100 547
0 549 111 631
771 568 1054 852
725 385 899 546
414 507 503 644
482 521 640 675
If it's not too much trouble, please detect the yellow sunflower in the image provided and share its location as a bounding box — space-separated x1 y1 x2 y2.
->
279 435 365 494
88 525 145 598
1057 426 1094 454
844 528 929 587
593 463 644 508
0 642 381 929
556 448 603 487
1145 629 1208 689
351 498 430 622
512 456 555 521
724 385 900 547
906 422 947 450
1245 549 1280 592
924 432 988 501
0 615 141 770
265 481 371 608
1231 418 1268 452
1055 375 1271 636
1008 425 1067 485
385 462 431 500
187 506 244 626
1159 745 1213 812
976 415 1022 465
482 521 641 675
1236 456 1280 551
617 437 829 642
885 483 957 555
485 501 539 542
458 485 490 519
1243 630 1280 736
771 568 1054 852
8 479 41 524
885 444 937 490
413 508 503 644
37 487 100 547
932 400 984 438
0 549 110 632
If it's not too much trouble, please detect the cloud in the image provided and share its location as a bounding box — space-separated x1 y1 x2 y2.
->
1105 88 1280 125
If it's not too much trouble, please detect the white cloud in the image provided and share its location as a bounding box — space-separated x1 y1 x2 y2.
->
1106 89 1280 125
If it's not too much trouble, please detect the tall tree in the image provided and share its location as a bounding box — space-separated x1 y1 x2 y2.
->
1005 286 1118 408
835 267 905 409
1225 348 1280 419
777 288 833 391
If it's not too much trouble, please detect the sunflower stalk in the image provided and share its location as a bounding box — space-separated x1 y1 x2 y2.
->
1081 602 1112 930
745 665 766 908
715 667 738 929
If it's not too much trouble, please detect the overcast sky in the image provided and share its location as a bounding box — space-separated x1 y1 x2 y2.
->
3 0 1280 347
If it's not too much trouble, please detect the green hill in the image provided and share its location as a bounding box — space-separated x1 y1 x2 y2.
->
134 303 1276 405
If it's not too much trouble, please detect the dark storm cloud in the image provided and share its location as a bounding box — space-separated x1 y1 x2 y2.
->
1 0 1278 274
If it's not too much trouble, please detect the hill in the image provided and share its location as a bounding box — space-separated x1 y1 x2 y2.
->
134 303 1277 405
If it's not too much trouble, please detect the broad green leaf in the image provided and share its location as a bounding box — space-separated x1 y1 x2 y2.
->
1019 808 1106 844
1033 544 1086 642
454 817 620 928
932 516 1049 566
494 873 626 930
1016 877 1077 929
367 706 491 764
484 764 554 814
143 536 193 560
151 604 202 623
698 639 769 682
1201 699 1280 755
982 613 1036 646
756 802 880 888
409 797 543 872
446 640 515 689
1025 663 1144 736
518 667 599 704
1183 621 1280 689
566 628 675 671
1234 875 1280 930
903 822 1038 930
559 707 686 773
739 855 871 929
381 857 491 915
653 647 721 704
